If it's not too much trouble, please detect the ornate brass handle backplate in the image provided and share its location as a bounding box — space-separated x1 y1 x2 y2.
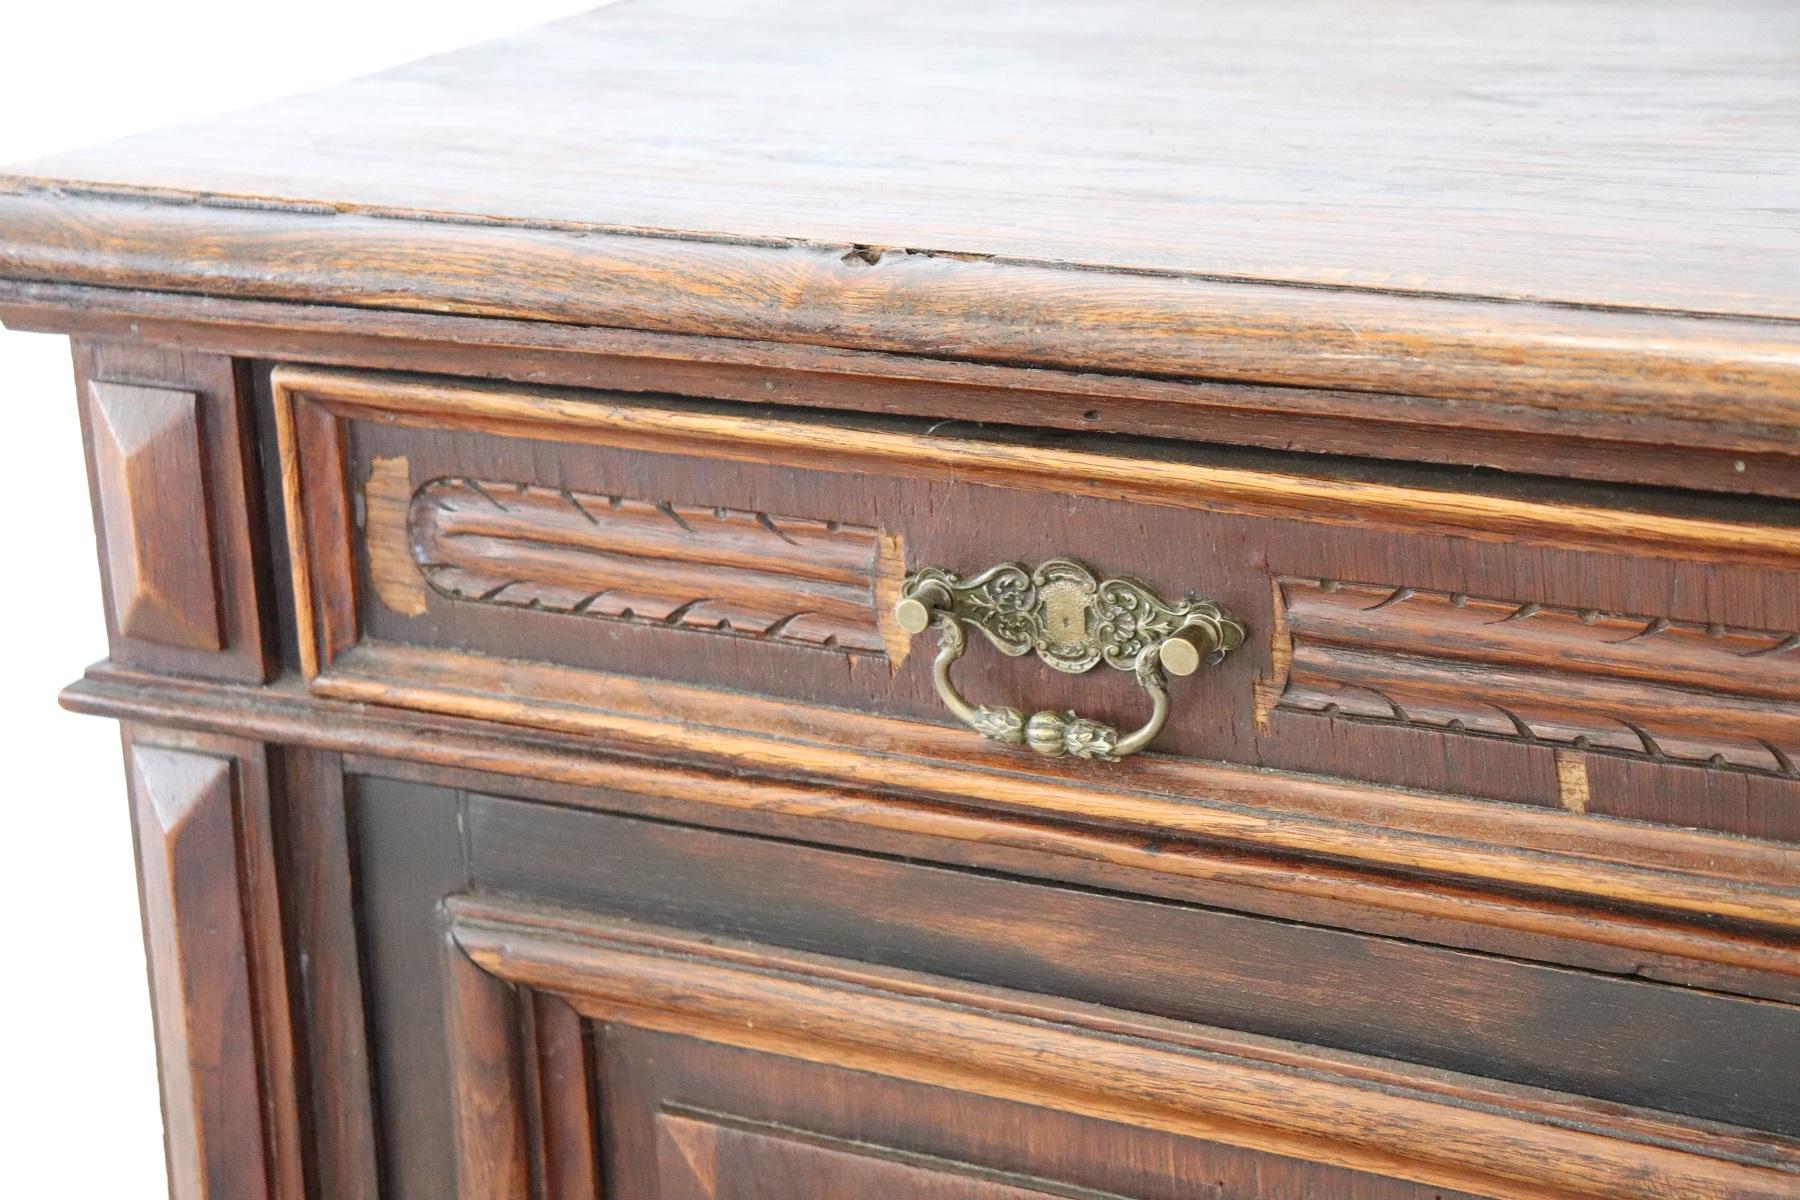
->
894 558 1244 761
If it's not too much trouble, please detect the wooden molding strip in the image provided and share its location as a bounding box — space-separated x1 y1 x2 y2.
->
307 641 1800 933
6 186 1800 434
6 280 1798 498
1276 578 1800 778
63 665 1800 999
447 896 1800 1200
273 366 1800 572
440 916 531 1198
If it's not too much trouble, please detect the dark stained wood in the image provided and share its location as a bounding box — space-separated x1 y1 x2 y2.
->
19 6 1800 1196
270 749 379 1200
315 641 1800 928
345 776 467 1200
1276 577 1800 781
462 791 1800 1134
410 476 894 655
63 663 1800 1005
454 895 1800 1200
123 727 305 1200
128 739 264 1200
73 343 271 680
279 367 1800 575
275 383 357 679
613 1031 1489 1200
1582 753 1800 844
87 381 220 649
530 996 604 1200
443 924 531 1199
651 1109 1171 1200
273 365 1800 836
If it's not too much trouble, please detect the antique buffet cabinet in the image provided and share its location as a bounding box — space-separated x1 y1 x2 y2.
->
3 2 1798 1198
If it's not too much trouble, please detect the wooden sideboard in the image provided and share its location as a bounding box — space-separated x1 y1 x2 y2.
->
4 3 1797 1197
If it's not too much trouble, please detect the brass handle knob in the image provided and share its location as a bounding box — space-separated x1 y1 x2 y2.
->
895 558 1244 761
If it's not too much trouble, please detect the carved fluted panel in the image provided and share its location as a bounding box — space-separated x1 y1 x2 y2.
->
409 479 893 654
1276 579 1799 777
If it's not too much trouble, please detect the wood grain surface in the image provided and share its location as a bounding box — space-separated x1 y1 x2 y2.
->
6 280 1795 496
74 343 271 681
613 1031 1491 1200
278 367 1800 572
273 365 1800 836
64 664 1800 1005
4 188 1797 443
123 728 305 1200
18 7 1800 1193
4 1 1800 449
9 0 1799 317
1276 578 1800 777
450 894 1800 1200
410 476 890 654
87 382 220 650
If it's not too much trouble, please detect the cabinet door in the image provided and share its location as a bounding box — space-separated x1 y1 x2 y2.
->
301 773 1798 1200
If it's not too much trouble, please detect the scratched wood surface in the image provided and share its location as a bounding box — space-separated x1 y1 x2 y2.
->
10 0 1800 318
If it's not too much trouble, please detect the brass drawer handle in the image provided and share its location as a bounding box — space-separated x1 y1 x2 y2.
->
895 558 1244 761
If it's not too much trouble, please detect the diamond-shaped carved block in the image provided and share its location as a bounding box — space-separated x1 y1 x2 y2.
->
89 381 222 650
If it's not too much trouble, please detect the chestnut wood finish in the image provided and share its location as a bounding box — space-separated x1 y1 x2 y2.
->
89 382 220 650
9 278 1799 498
409 477 894 655
9 3 1800 1197
73 343 270 681
123 728 303 1200
442 893 1800 1200
271 365 1800 839
1275 578 1800 778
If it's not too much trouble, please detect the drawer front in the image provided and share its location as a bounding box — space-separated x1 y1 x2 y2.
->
327 773 1800 1200
273 365 1800 840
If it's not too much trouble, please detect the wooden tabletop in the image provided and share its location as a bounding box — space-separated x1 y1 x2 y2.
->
2 0 1798 440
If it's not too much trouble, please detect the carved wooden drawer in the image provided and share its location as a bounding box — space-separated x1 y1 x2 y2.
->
278 365 1800 838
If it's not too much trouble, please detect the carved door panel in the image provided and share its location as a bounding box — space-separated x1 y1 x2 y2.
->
300 773 1797 1200
600 1029 1485 1200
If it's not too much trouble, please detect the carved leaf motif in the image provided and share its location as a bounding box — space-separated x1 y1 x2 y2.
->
1278 578 1800 778
409 478 889 654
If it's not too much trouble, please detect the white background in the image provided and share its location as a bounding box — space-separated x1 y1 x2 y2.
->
0 3 592 1192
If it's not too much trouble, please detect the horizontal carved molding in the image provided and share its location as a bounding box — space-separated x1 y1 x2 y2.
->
1276 579 1800 778
11 280 1799 500
450 897 1800 1200
10 186 1800 442
63 662 1800 1005
410 478 890 654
